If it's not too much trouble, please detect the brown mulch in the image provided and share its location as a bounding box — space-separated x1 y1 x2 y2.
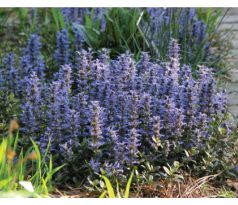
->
50 186 99 198
49 175 238 198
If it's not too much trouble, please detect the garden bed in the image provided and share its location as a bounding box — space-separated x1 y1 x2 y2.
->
0 8 237 198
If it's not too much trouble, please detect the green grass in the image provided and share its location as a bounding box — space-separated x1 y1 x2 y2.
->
99 171 134 198
0 125 64 197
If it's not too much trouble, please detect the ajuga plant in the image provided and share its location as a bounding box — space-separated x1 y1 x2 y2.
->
0 52 19 95
54 29 70 67
0 33 46 134
0 53 21 131
0 8 234 188
1 39 229 184
20 34 45 79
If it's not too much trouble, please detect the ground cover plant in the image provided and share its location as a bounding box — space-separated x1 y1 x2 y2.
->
0 8 237 197
0 37 236 182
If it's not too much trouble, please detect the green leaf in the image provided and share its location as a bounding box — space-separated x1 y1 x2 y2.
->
218 127 226 135
184 150 190 158
173 161 180 169
50 8 65 31
0 178 12 189
101 175 115 198
124 171 134 198
163 166 171 175
13 132 19 151
99 191 107 198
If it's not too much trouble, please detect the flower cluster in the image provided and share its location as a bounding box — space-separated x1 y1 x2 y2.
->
21 72 43 139
0 34 45 97
0 30 228 176
54 29 70 67
20 34 45 79
0 52 19 95
14 39 227 174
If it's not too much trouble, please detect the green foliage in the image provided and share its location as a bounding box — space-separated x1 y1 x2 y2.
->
129 114 238 188
0 92 20 136
13 8 29 31
217 187 236 198
162 161 184 182
0 130 63 197
76 8 144 59
178 114 238 183
0 8 231 76
197 8 233 75
99 171 134 198
77 8 232 73
50 8 65 31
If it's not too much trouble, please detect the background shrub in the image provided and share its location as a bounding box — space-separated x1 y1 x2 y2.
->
0 8 232 75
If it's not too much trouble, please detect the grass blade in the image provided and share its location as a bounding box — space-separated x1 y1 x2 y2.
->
101 175 115 198
124 171 134 198
99 190 107 198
